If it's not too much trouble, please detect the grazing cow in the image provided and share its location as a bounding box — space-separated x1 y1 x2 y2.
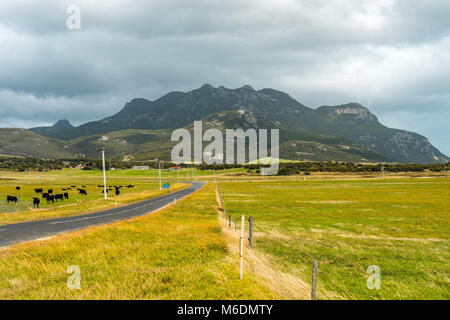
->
79 189 87 196
33 197 40 208
81 185 87 188
98 185 103 188
7 196 19 204
48 189 53 194
115 189 120 197
46 195 55 204
67 187 71 190
101 189 109 194
16 186 21 191
55 194 64 202
35 188 43 194
71 186 76 188
64 192 69 200
62 188 67 191
42 193 49 199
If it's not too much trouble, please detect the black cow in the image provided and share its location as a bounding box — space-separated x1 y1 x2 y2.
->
35 188 43 194
81 185 87 188
115 189 120 196
64 192 69 200
101 189 109 194
71 186 76 188
79 189 87 196
46 195 55 204
48 189 53 194
16 186 21 191
33 197 40 208
42 193 49 199
55 194 64 202
62 188 67 191
7 196 19 204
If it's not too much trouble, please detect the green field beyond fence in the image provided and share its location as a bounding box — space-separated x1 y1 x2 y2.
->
220 178 450 299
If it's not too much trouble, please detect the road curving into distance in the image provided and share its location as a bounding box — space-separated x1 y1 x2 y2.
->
0 182 205 248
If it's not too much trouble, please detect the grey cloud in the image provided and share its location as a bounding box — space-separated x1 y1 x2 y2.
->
0 0 449 155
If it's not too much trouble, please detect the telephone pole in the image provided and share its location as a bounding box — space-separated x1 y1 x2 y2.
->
159 162 162 190
102 150 107 199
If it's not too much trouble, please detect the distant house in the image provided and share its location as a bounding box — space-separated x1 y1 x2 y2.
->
132 166 149 170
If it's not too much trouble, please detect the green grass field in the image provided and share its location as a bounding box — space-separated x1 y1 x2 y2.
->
0 183 274 299
0 169 194 224
220 178 450 299
0 168 448 300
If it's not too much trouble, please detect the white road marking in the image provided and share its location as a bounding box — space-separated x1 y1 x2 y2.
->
48 197 173 225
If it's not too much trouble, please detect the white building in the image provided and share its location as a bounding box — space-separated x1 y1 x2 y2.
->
132 166 149 170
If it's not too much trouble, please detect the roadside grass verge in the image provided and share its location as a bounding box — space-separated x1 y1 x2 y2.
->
219 178 450 300
0 183 275 299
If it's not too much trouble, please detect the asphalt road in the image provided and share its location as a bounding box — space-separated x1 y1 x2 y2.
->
0 182 205 248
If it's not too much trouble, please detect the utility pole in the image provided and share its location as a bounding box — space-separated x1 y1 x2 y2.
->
102 150 107 199
177 167 180 184
159 162 162 190
240 215 245 280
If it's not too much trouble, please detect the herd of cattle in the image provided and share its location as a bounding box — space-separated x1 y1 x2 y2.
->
5 184 135 208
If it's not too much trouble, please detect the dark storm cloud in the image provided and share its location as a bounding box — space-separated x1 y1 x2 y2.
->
0 0 449 154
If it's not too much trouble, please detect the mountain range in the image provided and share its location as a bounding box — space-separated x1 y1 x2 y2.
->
0 84 447 164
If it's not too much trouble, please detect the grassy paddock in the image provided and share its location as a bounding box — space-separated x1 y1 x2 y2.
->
0 169 190 224
220 178 450 299
0 183 275 299
0 168 448 300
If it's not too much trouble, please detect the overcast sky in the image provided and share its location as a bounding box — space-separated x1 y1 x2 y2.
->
0 0 449 154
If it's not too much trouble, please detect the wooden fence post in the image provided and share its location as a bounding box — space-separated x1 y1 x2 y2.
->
248 216 254 248
240 215 245 280
311 260 318 300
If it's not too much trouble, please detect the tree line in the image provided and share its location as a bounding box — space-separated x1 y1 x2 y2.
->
0 157 448 174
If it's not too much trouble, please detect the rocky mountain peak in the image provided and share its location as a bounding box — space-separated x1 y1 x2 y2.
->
318 103 378 122
240 85 254 91
53 119 73 129
200 83 214 90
